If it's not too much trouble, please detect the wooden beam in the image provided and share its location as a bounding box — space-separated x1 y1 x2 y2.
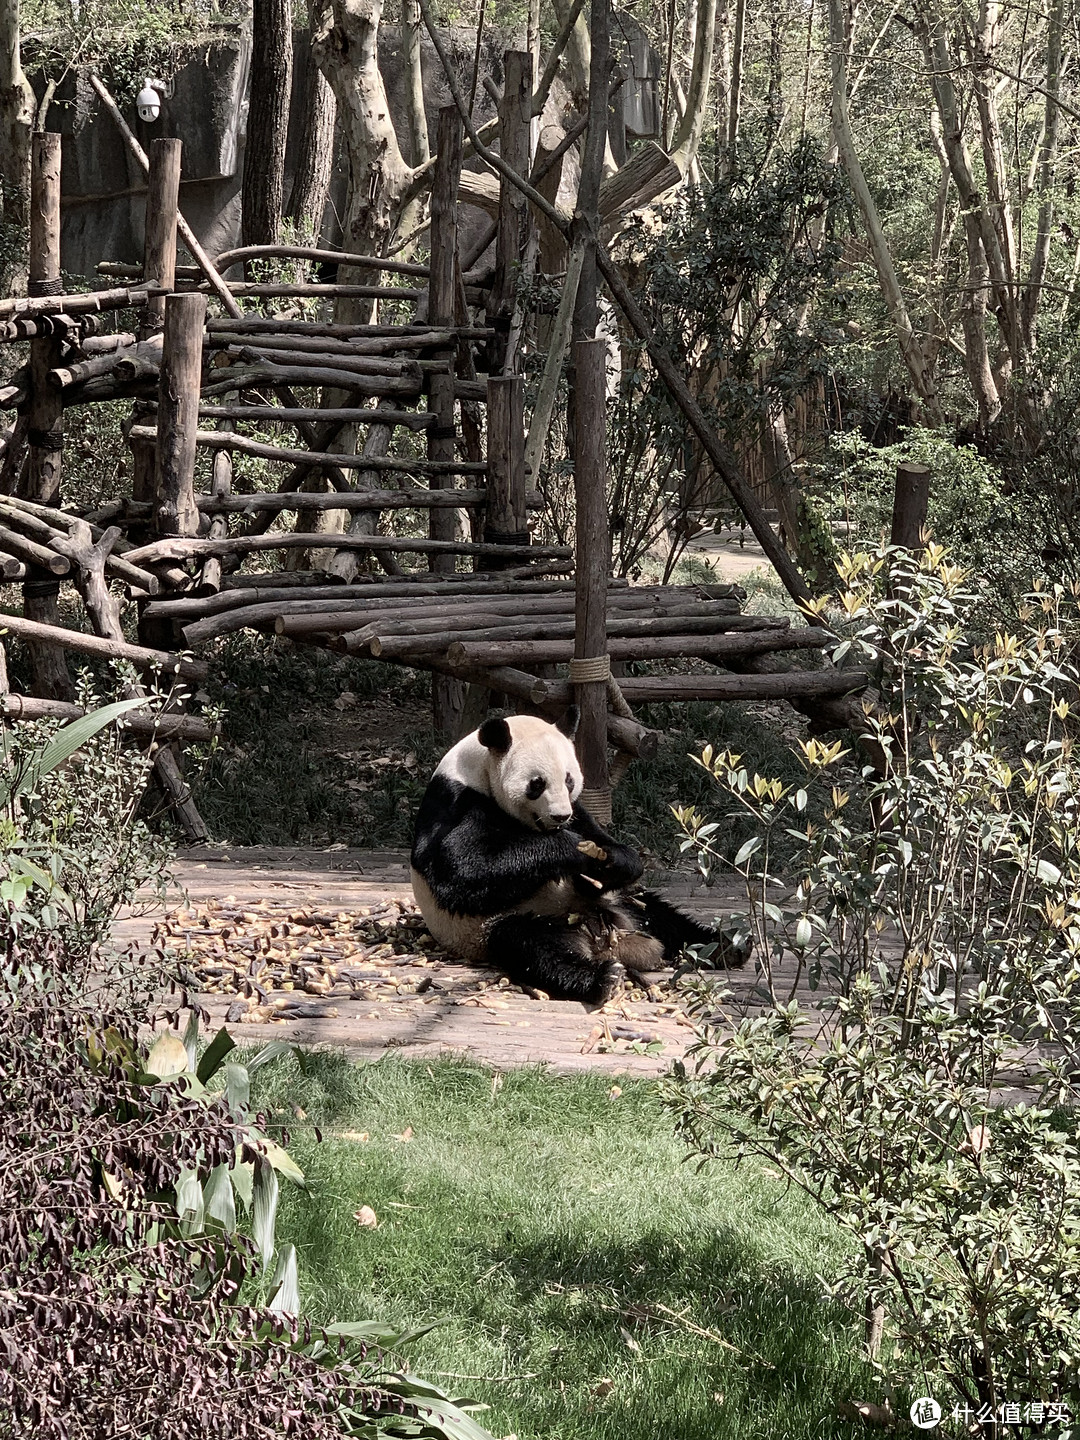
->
0 693 213 741
130 425 485 476
0 609 207 680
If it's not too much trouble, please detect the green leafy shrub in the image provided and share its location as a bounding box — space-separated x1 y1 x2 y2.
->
0 692 172 957
0 707 495 1440
667 546 1080 1429
817 427 1058 613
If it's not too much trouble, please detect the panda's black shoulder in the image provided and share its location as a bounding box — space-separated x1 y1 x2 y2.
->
411 773 518 860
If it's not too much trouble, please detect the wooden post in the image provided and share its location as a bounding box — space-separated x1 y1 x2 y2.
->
155 293 206 538
132 138 182 505
21 131 71 701
572 336 611 820
482 375 527 569
488 50 532 374
428 106 465 734
567 0 611 817
890 462 930 549
143 138 182 330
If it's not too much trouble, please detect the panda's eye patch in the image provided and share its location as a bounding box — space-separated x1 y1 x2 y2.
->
566 773 574 792
526 776 547 800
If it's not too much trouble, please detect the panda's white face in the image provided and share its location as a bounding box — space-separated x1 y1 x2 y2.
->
439 712 583 832
487 716 583 831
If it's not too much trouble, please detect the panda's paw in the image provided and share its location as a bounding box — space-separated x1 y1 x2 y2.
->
596 959 626 1005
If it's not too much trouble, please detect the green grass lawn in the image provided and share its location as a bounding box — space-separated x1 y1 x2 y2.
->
252 1053 871 1440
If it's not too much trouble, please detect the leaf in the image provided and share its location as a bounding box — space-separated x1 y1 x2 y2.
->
182 1008 200 1074
268 1242 299 1317
230 1157 254 1212
1036 859 1062 887
794 917 812 950
379 1373 494 1440
255 1135 306 1185
203 1164 237 1235
247 1039 299 1073
6 854 74 913
392 1126 414 1143
224 1062 250 1116
175 1168 204 1237
195 1025 236 1084
251 1158 279 1271
322 1318 439 1349
1 697 150 805
734 836 761 867
145 1033 189 1080
353 1204 379 1228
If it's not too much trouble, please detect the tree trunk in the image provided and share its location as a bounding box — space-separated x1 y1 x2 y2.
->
286 22 338 239
1021 0 1064 351
827 0 941 421
916 5 1019 370
0 0 34 287
670 0 717 176
393 0 431 248
724 0 745 173
242 0 294 246
313 0 415 322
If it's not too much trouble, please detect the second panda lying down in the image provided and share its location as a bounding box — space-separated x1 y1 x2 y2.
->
410 708 750 1004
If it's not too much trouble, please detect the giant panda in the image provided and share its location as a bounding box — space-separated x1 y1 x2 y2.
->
410 708 748 1004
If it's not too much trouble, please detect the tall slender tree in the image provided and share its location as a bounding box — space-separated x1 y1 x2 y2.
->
242 0 294 245
286 7 338 240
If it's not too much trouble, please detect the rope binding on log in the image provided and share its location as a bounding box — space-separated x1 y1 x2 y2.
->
579 785 613 824
569 654 611 683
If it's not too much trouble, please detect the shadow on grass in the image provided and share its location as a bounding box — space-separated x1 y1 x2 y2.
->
258 1054 871 1440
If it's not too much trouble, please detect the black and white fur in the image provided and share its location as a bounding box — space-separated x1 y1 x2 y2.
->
410 709 745 1004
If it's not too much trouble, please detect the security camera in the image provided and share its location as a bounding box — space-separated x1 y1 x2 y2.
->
136 80 162 123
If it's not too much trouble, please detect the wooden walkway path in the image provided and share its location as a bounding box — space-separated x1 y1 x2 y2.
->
115 845 779 1076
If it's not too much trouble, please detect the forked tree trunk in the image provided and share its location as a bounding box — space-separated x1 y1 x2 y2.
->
242 0 294 246
287 21 338 239
313 0 415 321
670 0 717 176
395 0 431 248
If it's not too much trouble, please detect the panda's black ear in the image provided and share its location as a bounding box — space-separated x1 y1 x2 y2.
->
556 706 580 740
477 716 513 754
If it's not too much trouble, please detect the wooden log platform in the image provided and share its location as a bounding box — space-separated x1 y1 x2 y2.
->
124 534 568 567
128 425 488 476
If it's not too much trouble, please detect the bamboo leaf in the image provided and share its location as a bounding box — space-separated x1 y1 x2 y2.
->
255 1135 306 1186
251 1158 279 1270
182 1008 200 1073
195 1025 237 1084
230 1156 254 1212
224 1061 250 1115
1 697 150 805
203 1163 237 1235
175 1168 204 1236
267 1242 300 1316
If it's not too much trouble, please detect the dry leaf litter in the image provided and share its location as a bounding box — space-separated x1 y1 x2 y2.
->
158 896 690 1055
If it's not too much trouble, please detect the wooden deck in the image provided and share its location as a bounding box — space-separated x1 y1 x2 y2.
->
112 846 1049 1099
114 844 775 1076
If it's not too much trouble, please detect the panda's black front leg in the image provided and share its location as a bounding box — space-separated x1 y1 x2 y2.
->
570 803 644 892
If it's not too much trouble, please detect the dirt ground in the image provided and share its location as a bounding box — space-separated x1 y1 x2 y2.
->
116 845 794 1077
